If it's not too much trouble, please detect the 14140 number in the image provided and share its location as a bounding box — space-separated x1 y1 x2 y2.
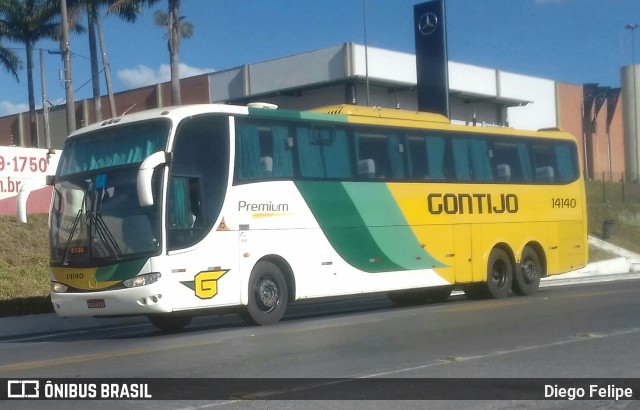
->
551 197 577 208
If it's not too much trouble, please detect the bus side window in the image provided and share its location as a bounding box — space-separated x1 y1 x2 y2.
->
531 143 557 183
426 135 448 180
531 141 579 184
554 143 578 182
168 177 197 228
236 124 262 180
236 123 293 181
468 138 493 182
356 132 405 180
270 125 294 178
296 126 351 179
491 141 530 183
406 135 427 180
168 176 203 248
387 133 405 179
452 138 471 181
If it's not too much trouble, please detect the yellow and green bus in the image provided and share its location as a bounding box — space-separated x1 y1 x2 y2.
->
19 103 587 331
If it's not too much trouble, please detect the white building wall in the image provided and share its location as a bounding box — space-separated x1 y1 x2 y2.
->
449 62 497 97
248 46 346 95
206 43 559 132
499 72 557 131
352 44 416 86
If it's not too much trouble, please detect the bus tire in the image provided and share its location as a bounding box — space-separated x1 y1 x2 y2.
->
148 313 192 332
485 248 513 299
241 261 289 326
513 246 542 296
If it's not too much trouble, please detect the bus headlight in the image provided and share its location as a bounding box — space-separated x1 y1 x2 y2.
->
51 282 69 293
123 272 161 288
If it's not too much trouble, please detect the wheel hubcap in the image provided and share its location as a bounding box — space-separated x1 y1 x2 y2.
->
521 259 537 284
491 260 507 287
256 277 279 312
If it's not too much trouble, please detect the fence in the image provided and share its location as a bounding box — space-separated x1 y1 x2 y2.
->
586 172 640 204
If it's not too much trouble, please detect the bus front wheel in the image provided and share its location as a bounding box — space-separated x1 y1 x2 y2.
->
513 247 542 296
485 248 514 299
241 261 289 326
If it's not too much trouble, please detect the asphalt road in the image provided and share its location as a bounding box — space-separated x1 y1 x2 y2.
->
1 279 639 409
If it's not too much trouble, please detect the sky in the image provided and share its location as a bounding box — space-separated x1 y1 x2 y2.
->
1 0 639 117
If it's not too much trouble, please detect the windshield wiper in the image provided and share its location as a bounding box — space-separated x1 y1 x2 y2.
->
89 211 122 260
62 204 84 266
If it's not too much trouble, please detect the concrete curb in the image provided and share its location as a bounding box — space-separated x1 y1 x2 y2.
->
541 256 640 287
588 236 640 272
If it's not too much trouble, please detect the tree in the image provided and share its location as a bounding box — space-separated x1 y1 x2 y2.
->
79 0 158 121
154 0 192 106
85 0 103 121
0 0 62 147
0 30 20 81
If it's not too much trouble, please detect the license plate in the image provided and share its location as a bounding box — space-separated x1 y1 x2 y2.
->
87 299 106 309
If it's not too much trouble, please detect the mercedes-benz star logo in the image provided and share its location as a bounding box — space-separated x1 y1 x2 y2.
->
418 12 438 36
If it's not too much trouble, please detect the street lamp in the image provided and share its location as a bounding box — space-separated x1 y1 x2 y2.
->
626 23 639 182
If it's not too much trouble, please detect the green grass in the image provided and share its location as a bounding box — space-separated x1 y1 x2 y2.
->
1 181 639 317
586 180 640 255
0 214 51 316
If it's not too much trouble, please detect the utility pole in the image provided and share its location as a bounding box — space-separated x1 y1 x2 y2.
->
96 14 117 117
626 23 639 182
362 0 370 107
60 0 76 133
39 49 51 148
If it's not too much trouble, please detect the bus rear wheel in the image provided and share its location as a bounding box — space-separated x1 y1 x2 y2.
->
148 313 192 332
485 248 514 299
241 261 289 326
513 247 542 296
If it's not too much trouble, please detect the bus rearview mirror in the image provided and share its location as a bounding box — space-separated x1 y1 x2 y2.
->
137 151 171 207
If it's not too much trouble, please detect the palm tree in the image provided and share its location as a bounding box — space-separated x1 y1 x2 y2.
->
0 0 62 147
85 0 103 121
78 0 158 121
0 0 84 145
0 33 20 81
154 0 192 106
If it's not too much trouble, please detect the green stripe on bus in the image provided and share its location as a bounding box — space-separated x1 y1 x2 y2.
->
296 181 402 272
342 183 446 270
296 181 445 272
94 258 148 283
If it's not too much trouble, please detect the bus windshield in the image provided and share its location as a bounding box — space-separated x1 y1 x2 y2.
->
57 120 169 177
49 166 161 266
50 120 170 266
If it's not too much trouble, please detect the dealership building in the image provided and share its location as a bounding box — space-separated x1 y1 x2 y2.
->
0 42 635 181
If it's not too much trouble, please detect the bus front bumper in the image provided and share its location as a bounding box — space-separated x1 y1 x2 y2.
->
51 283 172 317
